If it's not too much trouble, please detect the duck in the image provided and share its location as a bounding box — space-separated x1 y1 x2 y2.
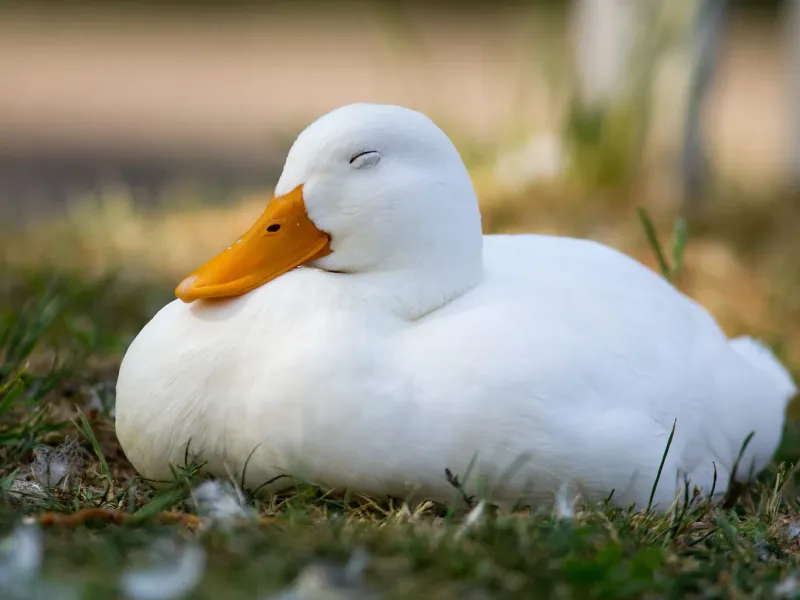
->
115 103 797 511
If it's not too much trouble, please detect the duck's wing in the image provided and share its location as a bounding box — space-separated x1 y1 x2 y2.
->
410 234 794 508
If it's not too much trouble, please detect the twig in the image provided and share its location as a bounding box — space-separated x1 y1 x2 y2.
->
37 507 276 529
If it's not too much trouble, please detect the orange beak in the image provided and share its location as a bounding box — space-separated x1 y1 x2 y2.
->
175 185 331 303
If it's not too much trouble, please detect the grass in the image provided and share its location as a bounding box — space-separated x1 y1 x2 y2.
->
1 3 798 594
0 200 799 598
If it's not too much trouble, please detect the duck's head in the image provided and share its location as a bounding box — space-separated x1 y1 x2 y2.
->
176 103 483 304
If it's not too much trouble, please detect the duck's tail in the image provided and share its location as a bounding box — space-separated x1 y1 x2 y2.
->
711 336 797 484
729 336 797 402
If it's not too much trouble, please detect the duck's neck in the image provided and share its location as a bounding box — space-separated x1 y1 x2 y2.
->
312 179 486 320
338 246 484 321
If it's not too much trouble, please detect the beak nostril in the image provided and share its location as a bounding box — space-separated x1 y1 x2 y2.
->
266 224 281 233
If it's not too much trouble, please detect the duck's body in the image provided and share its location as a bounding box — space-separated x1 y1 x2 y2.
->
116 104 796 511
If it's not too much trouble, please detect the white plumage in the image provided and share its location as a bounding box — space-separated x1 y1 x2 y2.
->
116 103 796 511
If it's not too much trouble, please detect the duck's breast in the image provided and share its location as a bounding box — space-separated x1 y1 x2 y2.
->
115 267 395 485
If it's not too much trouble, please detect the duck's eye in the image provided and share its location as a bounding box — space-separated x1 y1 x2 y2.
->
349 150 381 169
266 224 281 233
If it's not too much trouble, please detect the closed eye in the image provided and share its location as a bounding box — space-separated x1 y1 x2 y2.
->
349 150 381 168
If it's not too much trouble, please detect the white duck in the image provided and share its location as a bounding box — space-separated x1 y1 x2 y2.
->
116 103 796 511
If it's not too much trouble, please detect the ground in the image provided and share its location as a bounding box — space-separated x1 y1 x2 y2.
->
1 176 800 599
2 2 800 596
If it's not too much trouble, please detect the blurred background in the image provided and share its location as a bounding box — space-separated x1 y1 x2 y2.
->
0 0 799 376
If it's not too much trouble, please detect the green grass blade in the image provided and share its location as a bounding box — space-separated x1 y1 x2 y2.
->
671 217 688 278
128 488 187 524
637 206 672 280
648 418 677 514
74 408 111 481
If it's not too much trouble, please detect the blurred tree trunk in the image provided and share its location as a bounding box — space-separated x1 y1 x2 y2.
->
568 0 658 189
680 0 728 203
571 0 638 109
790 0 800 189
